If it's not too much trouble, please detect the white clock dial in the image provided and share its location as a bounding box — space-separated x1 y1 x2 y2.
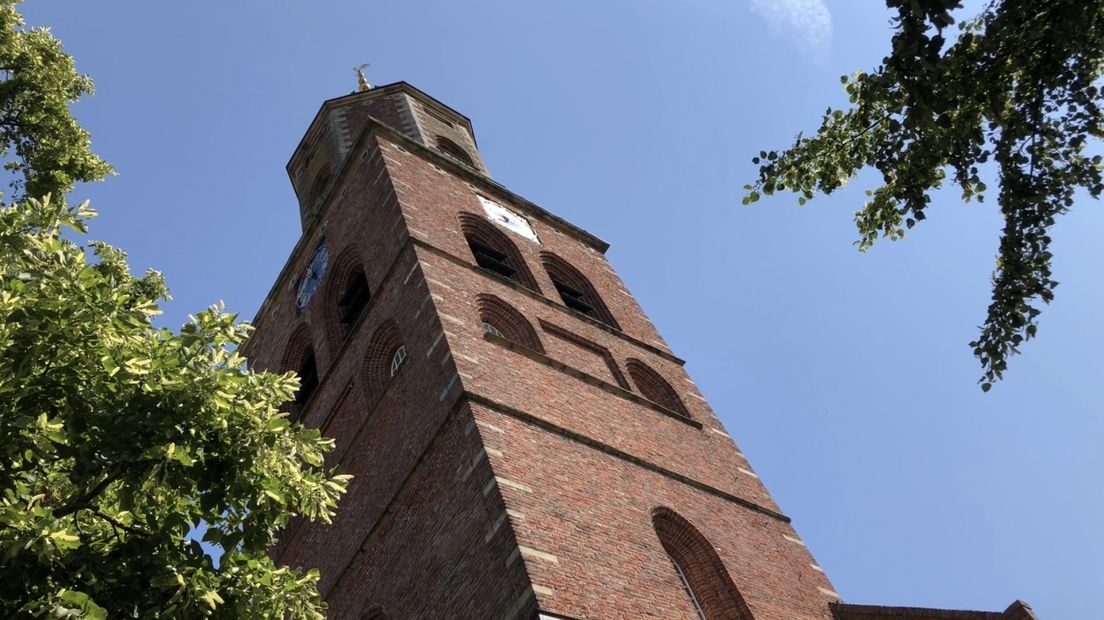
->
478 195 539 243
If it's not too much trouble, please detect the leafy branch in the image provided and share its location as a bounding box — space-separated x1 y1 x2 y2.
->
744 0 1104 390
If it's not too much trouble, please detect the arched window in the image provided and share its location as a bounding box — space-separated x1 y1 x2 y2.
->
280 325 317 419
652 508 754 620
540 252 619 329
389 345 407 377
477 293 545 354
459 212 541 292
338 270 371 331
626 359 690 418
435 136 475 167
296 348 319 412
324 248 372 342
310 166 332 205
363 319 406 402
360 606 386 620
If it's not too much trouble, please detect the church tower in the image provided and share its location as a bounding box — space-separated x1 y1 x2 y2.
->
242 82 1034 620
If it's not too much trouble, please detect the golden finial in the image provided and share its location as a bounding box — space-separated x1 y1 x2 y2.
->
355 63 371 92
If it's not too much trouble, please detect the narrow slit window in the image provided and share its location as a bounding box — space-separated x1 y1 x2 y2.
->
338 271 371 330
389 345 407 377
483 322 504 338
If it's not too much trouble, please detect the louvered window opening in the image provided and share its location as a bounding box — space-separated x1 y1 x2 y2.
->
296 351 319 412
552 279 594 316
338 272 371 330
469 239 518 280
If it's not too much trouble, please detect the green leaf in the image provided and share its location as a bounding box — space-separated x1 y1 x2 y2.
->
171 448 195 467
56 590 107 620
0 8 343 617
267 416 290 432
49 530 81 551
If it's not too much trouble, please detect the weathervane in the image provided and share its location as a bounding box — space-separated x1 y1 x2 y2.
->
355 63 371 92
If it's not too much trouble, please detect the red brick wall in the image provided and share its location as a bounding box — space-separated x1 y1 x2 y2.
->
326 403 535 619
250 129 536 615
372 126 839 617
469 401 835 620
406 97 488 175
248 105 841 619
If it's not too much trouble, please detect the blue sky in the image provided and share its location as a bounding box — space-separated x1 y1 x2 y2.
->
22 1 1100 617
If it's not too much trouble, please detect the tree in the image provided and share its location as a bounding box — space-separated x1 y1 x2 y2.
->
744 0 1104 390
0 3 348 618
0 0 111 202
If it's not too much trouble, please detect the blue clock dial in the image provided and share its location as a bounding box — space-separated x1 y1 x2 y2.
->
296 240 329 310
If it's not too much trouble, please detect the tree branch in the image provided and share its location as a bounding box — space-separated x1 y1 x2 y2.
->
91 508 151 539
52 471 123 518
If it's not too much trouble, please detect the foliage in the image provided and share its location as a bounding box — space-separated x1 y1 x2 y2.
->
0 0 112 201
744 0 1104 390
0 2 348 616
0 196 349 617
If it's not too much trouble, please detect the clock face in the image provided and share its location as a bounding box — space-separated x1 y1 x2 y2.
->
296 240 329 310
478 195 539 243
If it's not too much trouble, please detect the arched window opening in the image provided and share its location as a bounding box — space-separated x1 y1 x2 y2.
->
626 359 690 418
363 320 405 402
652 508 754 620
338 270 371 331
554 280 592 315
296 348 319 412
540 252 619 329
477 294 545 354
324 248 369 345
389 345 407 377
470 238 516 279
360 606 386 620
458 213 541 292
280 325 315 419
436 136 475 167
310 166 332 204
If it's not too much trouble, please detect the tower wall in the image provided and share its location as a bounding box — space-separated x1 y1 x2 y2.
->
245 84 841 619
372 132 839 619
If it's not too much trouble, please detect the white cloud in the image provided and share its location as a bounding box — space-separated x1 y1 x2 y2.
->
750 0 833 61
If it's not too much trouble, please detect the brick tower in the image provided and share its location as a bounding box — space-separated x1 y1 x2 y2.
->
242 82 1036 620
